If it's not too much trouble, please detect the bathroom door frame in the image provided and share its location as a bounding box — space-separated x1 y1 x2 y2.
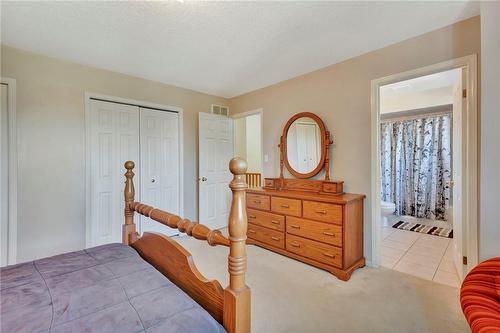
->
370 55 479 276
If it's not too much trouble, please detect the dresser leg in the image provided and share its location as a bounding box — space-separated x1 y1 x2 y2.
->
329 257 366 281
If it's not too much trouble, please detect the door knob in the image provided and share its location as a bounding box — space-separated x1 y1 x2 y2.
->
201 177 207 182
151 179 155 183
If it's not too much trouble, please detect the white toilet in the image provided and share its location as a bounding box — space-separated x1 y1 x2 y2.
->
381 201 396 227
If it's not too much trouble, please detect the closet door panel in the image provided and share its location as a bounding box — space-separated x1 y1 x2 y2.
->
89 100 139 246
140 108 179 236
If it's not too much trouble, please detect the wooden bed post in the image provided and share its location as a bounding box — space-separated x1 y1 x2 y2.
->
123 161 137 245
223 157 251 333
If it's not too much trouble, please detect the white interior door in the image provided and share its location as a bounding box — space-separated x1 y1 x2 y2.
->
199 113 234 229
139 108 179 236
452 69 466 280
89 100 140 246
1 84 9 266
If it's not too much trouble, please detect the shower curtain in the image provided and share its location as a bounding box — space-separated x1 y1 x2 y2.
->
380 114 452 221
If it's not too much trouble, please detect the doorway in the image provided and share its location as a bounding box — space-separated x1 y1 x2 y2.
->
233 110 263 188
371 55 478 285
85 94 183 247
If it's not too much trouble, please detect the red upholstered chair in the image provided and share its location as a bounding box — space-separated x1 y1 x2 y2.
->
460 258 500 333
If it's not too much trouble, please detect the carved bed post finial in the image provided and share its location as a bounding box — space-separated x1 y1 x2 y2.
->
223 157 251 333
123 161 137 244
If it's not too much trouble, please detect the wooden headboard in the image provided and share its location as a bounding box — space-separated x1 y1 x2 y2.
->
122 158 250 333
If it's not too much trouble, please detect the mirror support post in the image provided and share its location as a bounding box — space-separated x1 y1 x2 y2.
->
324 131 333 181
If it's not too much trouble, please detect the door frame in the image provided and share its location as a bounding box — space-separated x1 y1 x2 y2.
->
84 92 184 247
370 55 479 274
1 77 18 265
231 108 264 175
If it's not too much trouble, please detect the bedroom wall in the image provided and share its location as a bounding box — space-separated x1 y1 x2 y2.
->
1 46 228 262
229 16 481 263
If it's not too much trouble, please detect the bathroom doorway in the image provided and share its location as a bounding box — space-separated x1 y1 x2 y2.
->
370 56 478 287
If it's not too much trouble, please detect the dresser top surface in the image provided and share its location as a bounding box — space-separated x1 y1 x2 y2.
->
246 188 365 204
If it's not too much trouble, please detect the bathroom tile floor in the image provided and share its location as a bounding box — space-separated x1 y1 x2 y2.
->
381 226 460 288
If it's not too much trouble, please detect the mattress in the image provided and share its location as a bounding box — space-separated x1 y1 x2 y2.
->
0 243 225 333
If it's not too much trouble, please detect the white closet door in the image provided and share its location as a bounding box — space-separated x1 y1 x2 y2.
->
139 108 179 236
89 100 139 246
198 113 234 230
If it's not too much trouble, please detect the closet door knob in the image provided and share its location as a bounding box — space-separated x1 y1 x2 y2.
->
201 177 207 182
151 179 156 183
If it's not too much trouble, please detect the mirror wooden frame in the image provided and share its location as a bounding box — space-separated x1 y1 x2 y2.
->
280 112 332 180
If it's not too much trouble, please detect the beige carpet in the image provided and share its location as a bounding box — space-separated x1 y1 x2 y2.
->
174 234 469 333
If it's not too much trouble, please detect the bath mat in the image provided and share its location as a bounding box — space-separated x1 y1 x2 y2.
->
392 221 453 238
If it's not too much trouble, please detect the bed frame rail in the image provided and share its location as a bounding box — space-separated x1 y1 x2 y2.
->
122 159 250 333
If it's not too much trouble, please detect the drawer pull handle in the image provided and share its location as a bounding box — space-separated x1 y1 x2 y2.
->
323 252 336 259
290 242 301 248
323 232 335 237
316 210 327 215
249 215 256 219
248 230 256 234
254 200 261 204
290 225 300 229
271 236 280 241
281 204 290 208
271 220 280 225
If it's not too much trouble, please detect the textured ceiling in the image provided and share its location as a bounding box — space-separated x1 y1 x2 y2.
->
1 1 479 98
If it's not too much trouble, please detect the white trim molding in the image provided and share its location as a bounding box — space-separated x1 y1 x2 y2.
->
1 77 18 265
370 55 479 274
84 92 185 247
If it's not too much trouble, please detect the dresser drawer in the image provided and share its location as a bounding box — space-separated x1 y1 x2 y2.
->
247 193 270 211
247 209 285 231
271 197 302 217
286 234 342 268
248 223 285 249
303 201 342 225
286 216 342 247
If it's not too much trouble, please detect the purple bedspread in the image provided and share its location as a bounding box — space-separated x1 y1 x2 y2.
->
0 243 225 333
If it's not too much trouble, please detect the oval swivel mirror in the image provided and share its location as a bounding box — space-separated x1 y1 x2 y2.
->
282 112 327 179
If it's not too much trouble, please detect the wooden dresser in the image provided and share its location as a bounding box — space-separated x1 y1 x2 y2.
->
246 188 365 281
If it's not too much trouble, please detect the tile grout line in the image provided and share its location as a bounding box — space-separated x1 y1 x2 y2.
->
389 230 421 269
431 239 457 286
431 241 449 281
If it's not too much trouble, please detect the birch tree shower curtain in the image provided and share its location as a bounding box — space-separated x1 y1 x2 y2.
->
380 114 452 221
